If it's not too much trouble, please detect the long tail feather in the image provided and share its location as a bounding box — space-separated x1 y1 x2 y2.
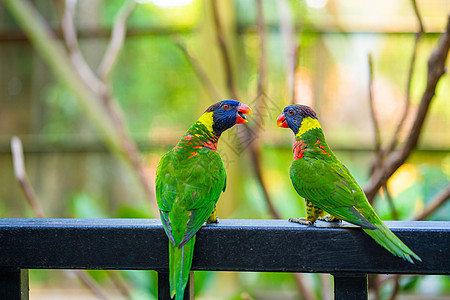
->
363 222 421 263
169 236 196 300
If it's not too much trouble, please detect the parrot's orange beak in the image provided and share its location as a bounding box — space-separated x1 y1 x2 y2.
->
236 104 253 124
277 113 288 128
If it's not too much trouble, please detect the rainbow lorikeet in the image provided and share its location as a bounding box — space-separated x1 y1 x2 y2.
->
156 100 252 299
277 104 421 263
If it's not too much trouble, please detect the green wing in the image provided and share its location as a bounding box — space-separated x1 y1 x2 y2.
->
156 148 226 247
290 156 377 229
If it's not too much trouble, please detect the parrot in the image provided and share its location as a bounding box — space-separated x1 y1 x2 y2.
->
156 99 252 300
276 104 421 263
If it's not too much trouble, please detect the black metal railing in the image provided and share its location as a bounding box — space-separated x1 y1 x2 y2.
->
0 218 448 299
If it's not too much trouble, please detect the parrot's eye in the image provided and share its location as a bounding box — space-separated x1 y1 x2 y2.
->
222 104 229 110
288 108 294 115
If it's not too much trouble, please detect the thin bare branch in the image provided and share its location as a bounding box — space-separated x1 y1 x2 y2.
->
368 0 426 192
61 0 106 94
6 1 148 296
106 271 132 299
11 137 45 218
367 53 384 185
364 16 450 201
382 184 399 220
256 1 313 298
367 53 381 153
293 273 316 300
411 0 425 34
60 0 156 209
248 143 281 219
95 1 156 210
173 36 222 100
278 0 298 104
387 275 401 300
210 1 283 223
319 274 332 300
250 0 281 220
10 137 111 300
255 0 267 103
414 184 450 221
382 0 425 156
211 0 238 99
102 95 158 213
368 275 381 300
382 34 420 156
3 0 126 155
76 271 110 300
98 0 136 81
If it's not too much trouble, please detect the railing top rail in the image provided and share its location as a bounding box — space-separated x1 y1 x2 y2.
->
0 218 448 275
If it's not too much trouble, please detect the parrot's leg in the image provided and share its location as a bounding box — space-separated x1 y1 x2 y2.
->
206 206 219 223
289 200 323 225
318 214 341 223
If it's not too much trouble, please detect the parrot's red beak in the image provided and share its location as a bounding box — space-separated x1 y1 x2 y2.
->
277 113 288 128
236 104 253 124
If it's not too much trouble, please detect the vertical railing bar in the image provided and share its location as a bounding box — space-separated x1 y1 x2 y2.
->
0 269 29 300
157 270 194 300
333 273 368 300
20 269 29 300
186 272 194 300
157 271 171 300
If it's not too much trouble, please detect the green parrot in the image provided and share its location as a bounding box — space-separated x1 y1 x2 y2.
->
156 100 252 299
277 104 421 263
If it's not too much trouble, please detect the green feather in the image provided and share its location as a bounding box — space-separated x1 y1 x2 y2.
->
363 223 421 263
169 237 195 299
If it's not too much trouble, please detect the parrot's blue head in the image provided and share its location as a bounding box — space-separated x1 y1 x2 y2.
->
277 104 318 135
204 99 253 136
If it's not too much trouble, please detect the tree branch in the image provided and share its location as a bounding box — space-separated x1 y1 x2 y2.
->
173 35 222 100
98 0 136 81
411 0 425 34
3 0 124 162
414 184 450 221
382 0 425 157
246 0 281 220
211 0 238 100
368 0 426 194
278 0 298 104
387 275 401 300
61 0 106 94
10 137 111 300
367 53 384 186
367 53 381 153
382 184 399 220
11 137 45 218
4 0 157 211
259 1 313 299
293 273 316 300
364 16 450 201
75 271 110 300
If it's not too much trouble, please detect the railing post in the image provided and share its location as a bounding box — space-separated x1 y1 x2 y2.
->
158 271 194 300
0 269 29 300
333 273 367 300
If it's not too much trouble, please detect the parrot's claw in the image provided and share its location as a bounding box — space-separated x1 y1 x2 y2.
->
288 217 314 226
207 216 219 223
318 215 341 223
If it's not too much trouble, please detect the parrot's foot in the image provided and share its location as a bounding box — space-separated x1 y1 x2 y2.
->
288 217 314 225
318 215 341 223
207 206 219 223
207 216 219 223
